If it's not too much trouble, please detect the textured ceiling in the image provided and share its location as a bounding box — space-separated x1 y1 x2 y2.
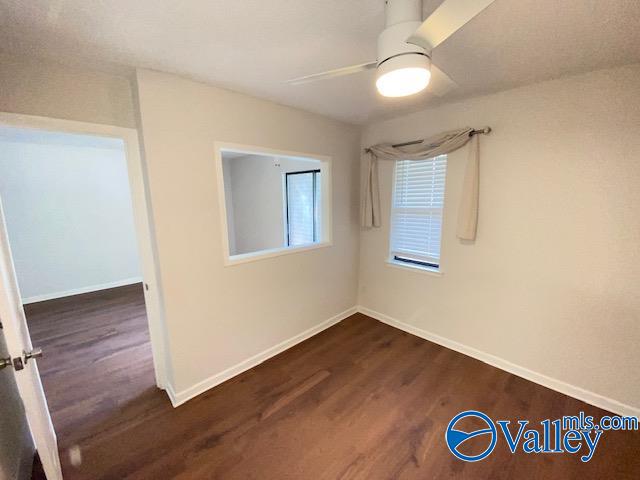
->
1 0 639 125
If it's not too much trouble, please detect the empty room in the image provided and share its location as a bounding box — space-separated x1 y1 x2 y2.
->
0 1 638 479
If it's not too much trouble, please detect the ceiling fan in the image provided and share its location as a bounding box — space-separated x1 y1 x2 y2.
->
286 0 495 98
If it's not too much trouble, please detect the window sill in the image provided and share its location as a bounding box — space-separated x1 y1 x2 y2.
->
386 259 443 277
225 242 331 266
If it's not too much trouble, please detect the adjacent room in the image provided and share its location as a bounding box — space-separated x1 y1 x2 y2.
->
220 148 329 259
0 1 638 479
0 126 161 465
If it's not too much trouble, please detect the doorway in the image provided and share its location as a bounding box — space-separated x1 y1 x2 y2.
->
0 113 167 478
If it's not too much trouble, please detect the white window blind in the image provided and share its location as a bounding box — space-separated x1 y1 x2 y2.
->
390 155 447 268
286 170 320 246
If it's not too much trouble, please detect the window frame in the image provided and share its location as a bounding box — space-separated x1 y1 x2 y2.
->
387 155 448 275
214 142 332 266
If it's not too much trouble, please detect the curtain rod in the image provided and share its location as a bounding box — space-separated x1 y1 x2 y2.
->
390 127 492 149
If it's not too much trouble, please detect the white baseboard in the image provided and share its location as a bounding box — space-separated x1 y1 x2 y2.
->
166 306 358 407
357 305 639 418
21 277 143 304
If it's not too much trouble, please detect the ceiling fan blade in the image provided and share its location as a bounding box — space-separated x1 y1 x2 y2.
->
429 65 458 96
286 62 377 85
407 0 495 51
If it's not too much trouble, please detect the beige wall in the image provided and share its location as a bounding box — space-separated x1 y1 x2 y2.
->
0 52 135 128
359 64 640 410
135 69 361 394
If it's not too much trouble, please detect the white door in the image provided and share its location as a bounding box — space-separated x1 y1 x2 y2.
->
0 199 63 480
0 328 33 480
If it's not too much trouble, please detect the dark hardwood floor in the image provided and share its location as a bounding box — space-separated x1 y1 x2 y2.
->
25 286 639 479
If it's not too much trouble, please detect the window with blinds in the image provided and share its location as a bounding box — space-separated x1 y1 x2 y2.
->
390 155 447 270
286 170 321 246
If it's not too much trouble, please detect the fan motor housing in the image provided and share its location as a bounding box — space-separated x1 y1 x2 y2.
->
384 0 422 27
379 0 428 65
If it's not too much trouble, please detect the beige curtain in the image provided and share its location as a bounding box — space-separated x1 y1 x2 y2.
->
362 127 481 241
456 135 479 240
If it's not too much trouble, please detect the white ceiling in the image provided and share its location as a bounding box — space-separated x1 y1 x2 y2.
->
1 0 639 125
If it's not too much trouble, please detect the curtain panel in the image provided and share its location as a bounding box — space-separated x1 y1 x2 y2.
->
362 127 481 241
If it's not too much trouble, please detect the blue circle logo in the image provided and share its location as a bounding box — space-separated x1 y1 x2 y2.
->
445 410 497 462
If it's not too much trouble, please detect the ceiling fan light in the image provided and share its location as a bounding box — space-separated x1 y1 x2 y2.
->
376 68 431 97
375 54 431 98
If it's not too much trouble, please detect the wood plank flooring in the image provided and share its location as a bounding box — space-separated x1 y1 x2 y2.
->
25 286 639 479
